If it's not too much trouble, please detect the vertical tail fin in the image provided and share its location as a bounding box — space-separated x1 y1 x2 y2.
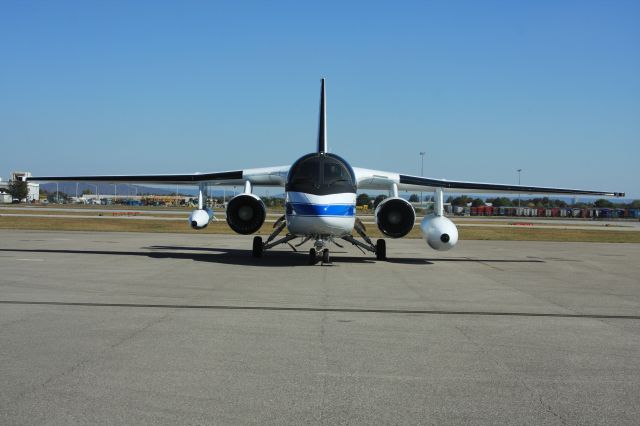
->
317 78 327 153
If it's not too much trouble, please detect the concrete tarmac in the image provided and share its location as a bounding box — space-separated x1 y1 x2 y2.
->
0 230 639 425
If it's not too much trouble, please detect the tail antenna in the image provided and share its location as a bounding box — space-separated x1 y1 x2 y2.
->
317 78 327 153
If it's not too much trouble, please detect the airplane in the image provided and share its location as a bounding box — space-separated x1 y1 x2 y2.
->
27 79 625 265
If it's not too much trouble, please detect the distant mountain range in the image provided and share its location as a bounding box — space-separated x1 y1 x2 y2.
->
41 183 183 196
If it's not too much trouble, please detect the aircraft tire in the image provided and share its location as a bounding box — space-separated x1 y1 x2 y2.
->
308 248 317 265
252 236 263 258
376 239 387 260
322 248 330 264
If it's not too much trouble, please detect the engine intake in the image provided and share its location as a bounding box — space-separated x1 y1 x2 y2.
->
226 194 266 235
420 214 458 251
189 208 213 230
375 197 415 238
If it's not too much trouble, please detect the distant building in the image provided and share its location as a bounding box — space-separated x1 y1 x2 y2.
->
0 171 40 202
0 178 11 203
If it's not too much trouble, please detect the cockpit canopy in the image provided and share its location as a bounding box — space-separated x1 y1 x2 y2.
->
286 153 357 195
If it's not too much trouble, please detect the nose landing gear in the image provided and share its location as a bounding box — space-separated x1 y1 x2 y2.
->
308 238 332 265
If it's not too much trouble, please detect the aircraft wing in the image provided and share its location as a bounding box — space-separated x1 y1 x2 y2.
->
353 167 625 197
26 166 290 187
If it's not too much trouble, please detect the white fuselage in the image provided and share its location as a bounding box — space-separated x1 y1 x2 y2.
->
285 191 356 237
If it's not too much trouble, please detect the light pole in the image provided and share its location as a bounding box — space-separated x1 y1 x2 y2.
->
517 169 522 208
88 184 99 204
420 151 425 206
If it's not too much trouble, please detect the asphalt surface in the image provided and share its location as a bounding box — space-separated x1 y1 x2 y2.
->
1 230 639 425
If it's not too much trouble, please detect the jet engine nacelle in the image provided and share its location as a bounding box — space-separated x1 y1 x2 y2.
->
226 193 266 235
375 197 416 238
420 214 458 251
189 208 213 230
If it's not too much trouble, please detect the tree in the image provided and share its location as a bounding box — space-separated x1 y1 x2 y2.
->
8 180 29 201
471 198 484 207
451 195 473 206
594 199 613 208
373 194 387 208
486 197 511 207
356 193 370 206
629 200 640 209
82 189 93 195
516 197 568 208
408 194 419 202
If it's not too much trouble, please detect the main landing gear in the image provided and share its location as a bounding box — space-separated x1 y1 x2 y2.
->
375 238 386 261
252 236 263 258
251 215 298 258
341 218 386 261
251 216 387 264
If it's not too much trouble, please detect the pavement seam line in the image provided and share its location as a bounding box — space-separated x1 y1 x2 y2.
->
1 301 638 320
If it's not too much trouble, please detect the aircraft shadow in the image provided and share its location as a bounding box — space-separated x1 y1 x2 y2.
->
0 247 544 267
0 247 383 267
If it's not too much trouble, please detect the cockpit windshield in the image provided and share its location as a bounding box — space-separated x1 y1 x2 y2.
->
286 153 356 195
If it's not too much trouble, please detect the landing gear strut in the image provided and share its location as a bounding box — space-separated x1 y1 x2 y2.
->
252 215 298 258
342 218 387 261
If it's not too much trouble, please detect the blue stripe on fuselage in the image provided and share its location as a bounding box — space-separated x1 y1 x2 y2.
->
286 203 355 217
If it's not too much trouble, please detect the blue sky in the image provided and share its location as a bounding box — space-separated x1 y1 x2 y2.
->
1 0 638 197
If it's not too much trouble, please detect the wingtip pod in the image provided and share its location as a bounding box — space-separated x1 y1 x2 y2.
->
317 78 327 153
189 207 213 230
420 214 458 251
